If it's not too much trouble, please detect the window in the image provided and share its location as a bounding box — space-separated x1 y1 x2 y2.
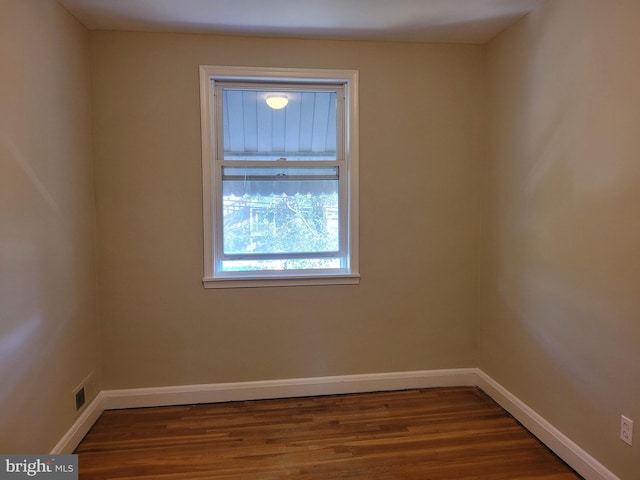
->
200 66 359 288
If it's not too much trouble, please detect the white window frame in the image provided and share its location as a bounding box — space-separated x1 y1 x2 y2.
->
200 66 360 288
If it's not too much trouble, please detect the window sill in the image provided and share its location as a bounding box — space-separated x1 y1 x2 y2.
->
203 273 360 289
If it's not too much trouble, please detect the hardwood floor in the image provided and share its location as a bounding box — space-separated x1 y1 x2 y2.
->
75 387 582 479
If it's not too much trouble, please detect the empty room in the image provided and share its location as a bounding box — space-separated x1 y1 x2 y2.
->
1 0 638 479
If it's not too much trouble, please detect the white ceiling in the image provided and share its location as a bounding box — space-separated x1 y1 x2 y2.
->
58 0 543 44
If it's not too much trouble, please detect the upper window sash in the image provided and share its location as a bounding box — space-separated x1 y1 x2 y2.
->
213 82 345 164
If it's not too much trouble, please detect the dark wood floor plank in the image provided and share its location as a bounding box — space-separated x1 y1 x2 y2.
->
75 386 582 480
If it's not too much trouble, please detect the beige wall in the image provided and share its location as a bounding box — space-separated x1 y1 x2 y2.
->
90 33 484 389
0 0 100 453
481 0 640 477
9 4 636 474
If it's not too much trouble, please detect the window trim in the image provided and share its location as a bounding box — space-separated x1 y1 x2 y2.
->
200 66 359 289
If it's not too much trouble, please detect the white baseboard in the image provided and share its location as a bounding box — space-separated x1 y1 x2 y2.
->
50 392 105 454
53 368 621 480
101 368 477 410
476 370 620 480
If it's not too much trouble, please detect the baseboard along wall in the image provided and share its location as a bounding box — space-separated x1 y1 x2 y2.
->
52 368 620 480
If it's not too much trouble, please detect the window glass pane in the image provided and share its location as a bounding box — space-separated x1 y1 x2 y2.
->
221 258 341 272
222 88 337 161
222 178 339 256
